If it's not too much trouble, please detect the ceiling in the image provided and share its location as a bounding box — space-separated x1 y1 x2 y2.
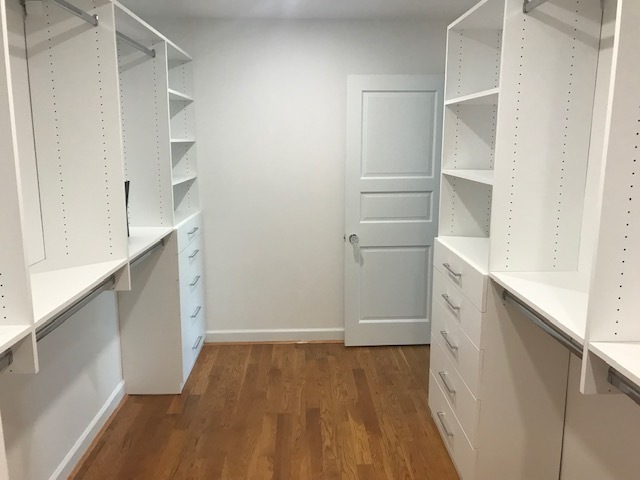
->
120 0 478 21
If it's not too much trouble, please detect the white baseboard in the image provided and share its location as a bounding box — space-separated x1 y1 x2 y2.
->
206 327 345 343
50 380 125 480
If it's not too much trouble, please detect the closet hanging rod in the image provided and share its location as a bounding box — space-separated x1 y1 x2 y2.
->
502 290 583 357
35 275 115 342
523 0 549 13
49 0 98 27
608 368 640 407
116 31 156 58
130 238 165 268
0 349 13 373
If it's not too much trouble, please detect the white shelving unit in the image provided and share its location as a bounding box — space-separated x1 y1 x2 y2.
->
431 0 608 479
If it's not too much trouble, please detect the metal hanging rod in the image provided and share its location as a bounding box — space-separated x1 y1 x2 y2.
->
502 290 583 358
0 349 13 372
130 238 165 268
36 275 115 342
608 368 640 407
116 31 156 58
49 0 98 27
523 0 550 13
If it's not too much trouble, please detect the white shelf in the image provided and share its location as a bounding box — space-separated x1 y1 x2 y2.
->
171 138 196 144
442 169 494 186
448 0 504 31
590 342 640 388
172 174 197 187
445 88 499 106
128 227 173 260
0 325 32 354
437 236 490 275
491 271 590 343
167 42 192 65
30 259 128 329
168 88 193 103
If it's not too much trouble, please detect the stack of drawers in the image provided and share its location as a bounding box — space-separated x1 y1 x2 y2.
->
428 239 488 480
177 213 206 380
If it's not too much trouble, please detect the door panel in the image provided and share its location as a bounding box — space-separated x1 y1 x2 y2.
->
345 75 444 346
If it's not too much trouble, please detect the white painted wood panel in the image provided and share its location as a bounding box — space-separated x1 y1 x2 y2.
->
434 238 488 311
433 267 483 347
432 301 483 396
429 370 477 480
431 335 481 446
345 75 443 346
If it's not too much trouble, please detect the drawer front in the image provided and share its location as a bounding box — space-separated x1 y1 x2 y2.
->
429 372 477 480
181 283 205 383
177 212 202 253
430 336 480 446
178 235 203 279
432 301 483 396
179 250 204 302
434 239 487 312
433 268 482 348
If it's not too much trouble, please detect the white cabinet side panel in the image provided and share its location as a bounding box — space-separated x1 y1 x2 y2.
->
7 0 45 266
25 0 128 269
490 0 602 272
587 0 640 342
0 0 34 329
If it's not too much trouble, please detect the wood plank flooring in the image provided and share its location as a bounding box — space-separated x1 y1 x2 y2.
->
71 344 458 480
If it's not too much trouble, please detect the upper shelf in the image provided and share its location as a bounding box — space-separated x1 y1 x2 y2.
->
172 174 197 187
30 260 128 329
445 88 499 106
442 169 494 186
449 0 505 31
491 271 590 344
171 138 196 144
168 88 193 103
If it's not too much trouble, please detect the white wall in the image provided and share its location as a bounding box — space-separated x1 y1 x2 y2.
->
0 293 124 480
152 18 448 341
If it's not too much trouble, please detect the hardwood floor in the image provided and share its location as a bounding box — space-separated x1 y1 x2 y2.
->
71 344 458 480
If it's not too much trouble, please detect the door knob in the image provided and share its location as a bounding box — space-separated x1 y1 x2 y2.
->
349 234 359 245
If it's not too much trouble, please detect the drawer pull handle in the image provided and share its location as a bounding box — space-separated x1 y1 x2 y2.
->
442 263 462 278
189 249 200 260
440 331 458 353
438 371 456 396
192 335 203 350
188 227 199 236
441 294 460 312
190 275 201 287
436 412 454 438
191 306 202 318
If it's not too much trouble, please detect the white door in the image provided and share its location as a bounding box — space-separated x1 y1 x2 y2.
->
345 75 443 346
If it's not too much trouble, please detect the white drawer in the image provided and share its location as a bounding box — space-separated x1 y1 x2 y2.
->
179 252 204 301
430 336 480 446
434 239 487 312
429 372 477 480
176 212 202 254
178 235 203 278
432 301 483 397
433 268 482 348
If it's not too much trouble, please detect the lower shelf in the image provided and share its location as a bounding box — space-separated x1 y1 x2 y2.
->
30 259 128 329
590 341 640 388
128 227 174 260
0 325 31 354
490 271 589 344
